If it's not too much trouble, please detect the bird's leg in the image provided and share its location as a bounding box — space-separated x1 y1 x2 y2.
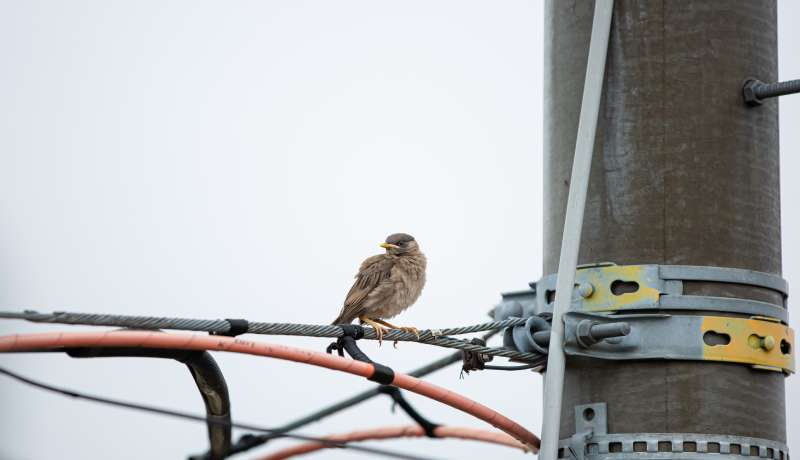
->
372 319 421 340
359 315 390 345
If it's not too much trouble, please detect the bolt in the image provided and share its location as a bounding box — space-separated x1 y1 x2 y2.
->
761 335 776 352
578 282 595 298
743 77 800 107
576 320 632 348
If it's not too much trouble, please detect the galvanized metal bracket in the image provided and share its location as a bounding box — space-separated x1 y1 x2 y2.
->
562 312 794 374
566 403 608 460
574 402 607 435
559 432 790 460
495 264 794 373
493 264 789 323
561 402 790 459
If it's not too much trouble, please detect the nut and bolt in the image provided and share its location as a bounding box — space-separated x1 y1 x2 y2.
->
743 77 800 106
576 320 632 348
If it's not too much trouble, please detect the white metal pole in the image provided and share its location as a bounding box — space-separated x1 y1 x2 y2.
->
539 1 614 459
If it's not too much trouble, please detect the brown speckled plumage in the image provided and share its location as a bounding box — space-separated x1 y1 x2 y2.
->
332 233 426 325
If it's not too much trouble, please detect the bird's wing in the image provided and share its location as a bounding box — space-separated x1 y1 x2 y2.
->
333 255 395 324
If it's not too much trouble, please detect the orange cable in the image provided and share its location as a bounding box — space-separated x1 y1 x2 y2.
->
0 330 540 452
257 425 530 460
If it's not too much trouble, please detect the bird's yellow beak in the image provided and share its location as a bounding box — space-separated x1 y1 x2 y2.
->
380 242 400 249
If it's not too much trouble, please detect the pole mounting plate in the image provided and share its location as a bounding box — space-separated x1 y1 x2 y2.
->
494 264 789 323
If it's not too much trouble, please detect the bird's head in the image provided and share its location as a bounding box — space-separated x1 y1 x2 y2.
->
379 233 419 255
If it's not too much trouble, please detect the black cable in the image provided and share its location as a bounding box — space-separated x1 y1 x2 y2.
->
0 366 441 460
65 347 232 460
194 329 501 459
333 326 439 435
378 386 439 437
211 352 464 459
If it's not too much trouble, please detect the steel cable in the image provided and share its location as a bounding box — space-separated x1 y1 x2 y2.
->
0 310 540 362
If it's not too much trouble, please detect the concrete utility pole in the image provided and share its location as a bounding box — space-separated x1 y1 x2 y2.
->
544 0 786 456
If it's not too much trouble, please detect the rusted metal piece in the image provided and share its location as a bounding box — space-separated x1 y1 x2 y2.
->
544 0 784 444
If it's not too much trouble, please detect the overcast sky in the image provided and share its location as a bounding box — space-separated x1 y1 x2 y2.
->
0 1 798 459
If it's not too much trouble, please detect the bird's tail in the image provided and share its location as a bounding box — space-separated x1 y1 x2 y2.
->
331 312 352 325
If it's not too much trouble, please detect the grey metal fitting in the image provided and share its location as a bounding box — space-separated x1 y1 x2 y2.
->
576 320 631 348
743 77 800 106
503 315 551 354
578 282 595 298
743 78 763 106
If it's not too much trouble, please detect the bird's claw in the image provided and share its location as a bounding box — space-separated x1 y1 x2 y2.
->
359 316 392 346
373 325 391 346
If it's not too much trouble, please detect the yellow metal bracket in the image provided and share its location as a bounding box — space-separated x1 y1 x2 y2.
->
575 264 661 312
702 316 794 374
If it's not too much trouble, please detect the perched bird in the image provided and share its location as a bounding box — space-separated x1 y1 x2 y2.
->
332 233 427 343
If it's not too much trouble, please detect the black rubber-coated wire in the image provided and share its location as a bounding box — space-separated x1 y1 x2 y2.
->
65 347 232 460
378 386 439 438
199 329 502 459
330 327 440 438
0 366 441 460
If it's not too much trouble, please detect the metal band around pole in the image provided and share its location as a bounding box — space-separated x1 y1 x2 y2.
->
540 2 615 459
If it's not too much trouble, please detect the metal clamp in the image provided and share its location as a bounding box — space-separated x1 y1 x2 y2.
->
560 403 790 460
493 264 789 323
562 312 794 374
559 433 790 459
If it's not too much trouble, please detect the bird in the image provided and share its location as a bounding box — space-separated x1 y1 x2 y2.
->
332 233 427 343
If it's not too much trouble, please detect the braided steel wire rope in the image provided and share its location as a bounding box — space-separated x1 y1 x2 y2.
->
0 310 540 362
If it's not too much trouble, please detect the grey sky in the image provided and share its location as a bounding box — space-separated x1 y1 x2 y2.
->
0 1 797 459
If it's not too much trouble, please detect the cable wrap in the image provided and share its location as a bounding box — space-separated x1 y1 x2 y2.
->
1 310 541 362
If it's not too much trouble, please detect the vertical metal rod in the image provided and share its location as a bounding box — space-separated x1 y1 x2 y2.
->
539 1 614 459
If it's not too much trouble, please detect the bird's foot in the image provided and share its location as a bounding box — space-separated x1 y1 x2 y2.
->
373 319 421 341
359 316 391 346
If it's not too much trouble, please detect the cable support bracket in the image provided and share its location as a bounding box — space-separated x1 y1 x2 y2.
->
560 402 790 460
500 311 794 374
494 263 789 323
494 263 794 374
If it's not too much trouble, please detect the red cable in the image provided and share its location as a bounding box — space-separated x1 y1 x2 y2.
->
0 330 540 452
257 425 531 460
